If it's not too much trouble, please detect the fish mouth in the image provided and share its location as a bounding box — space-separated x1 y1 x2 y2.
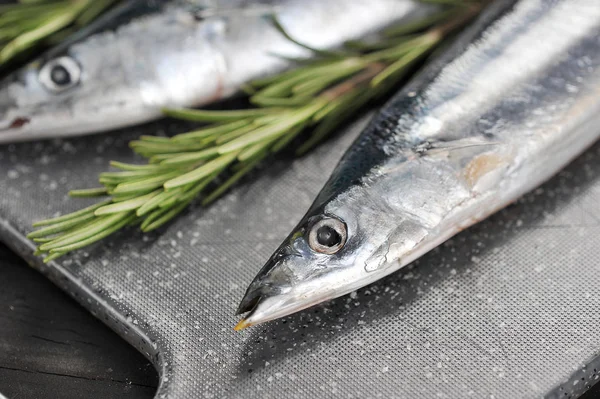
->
234 293 263 331
0 116 31 133
0 76 36 140
234 264 284 330
234 257 292 330
236 238 302 314
234 294 289 331
235 262 337 330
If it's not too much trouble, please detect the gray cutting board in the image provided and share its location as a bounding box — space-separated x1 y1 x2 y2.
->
1 112 600 398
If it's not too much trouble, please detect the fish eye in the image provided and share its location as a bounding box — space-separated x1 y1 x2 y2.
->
38 56 81 93
308 216 347 255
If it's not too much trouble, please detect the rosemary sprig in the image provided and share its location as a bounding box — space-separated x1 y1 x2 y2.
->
29 3 482 262
0 0 120 68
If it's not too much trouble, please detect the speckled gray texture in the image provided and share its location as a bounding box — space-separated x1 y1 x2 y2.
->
0 114 599 398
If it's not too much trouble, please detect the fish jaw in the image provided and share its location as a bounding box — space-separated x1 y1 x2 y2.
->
235 288 339 330
0 102 160 143
0 104 160 143
235 259 358 329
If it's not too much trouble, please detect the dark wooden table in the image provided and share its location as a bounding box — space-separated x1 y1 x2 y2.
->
0 243 158 399
1 241 600 399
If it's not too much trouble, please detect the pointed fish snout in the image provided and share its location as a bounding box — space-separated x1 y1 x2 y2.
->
235 243 302 326
236 283 264 315
236 258 294 314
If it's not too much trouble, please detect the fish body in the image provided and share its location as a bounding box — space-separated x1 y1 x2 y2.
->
0 0 432 142
237 0 600 328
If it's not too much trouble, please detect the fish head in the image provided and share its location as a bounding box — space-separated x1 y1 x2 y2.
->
236 186 431 329
0 47 153 143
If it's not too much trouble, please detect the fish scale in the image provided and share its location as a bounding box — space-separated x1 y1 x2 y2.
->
238 0 600 328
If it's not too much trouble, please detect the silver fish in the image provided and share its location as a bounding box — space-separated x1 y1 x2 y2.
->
236 0 600 329
0 0 432 143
